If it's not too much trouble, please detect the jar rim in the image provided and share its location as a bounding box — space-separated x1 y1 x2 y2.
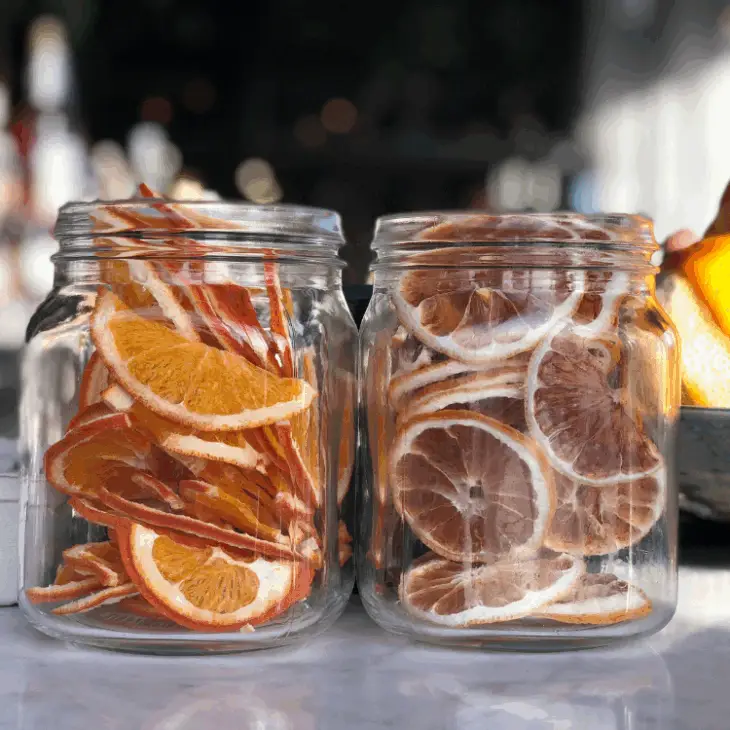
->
55 198 345 245
372 211 657 248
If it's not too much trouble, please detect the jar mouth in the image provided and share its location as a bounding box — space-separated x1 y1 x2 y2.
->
371 212 658 271
53 199 345 262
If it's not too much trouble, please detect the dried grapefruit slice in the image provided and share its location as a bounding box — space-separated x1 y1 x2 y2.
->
118 522 312 631
391 411 554 562
526 327 662 485
544 469 665 555
537 573 651 625
393 265 584 364
51 583 138 616
398 370 525 431
62 541 126 587
91 290 315 431
78 353 111 411
400 551 583 626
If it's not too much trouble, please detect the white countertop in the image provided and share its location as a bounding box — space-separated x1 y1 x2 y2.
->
1 565 729 730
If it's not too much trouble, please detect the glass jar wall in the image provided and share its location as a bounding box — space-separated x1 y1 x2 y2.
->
357 213 679 650
19 195 357 653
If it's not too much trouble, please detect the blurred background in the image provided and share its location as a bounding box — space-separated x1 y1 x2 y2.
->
0 0 726 417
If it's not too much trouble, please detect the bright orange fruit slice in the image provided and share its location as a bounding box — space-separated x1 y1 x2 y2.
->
537 573 651 625
526 327 662 485
78 352 111 411
393 261 584 364
51 583 139 616
544 469 665 555
264 262 294 376
391 410 554 562
26 574 101 605
400 551 583 626
62 541 126 587
118 522 312 631
91 290 315 431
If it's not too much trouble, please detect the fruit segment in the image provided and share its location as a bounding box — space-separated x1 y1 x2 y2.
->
26 186 347 633
369 215 667 629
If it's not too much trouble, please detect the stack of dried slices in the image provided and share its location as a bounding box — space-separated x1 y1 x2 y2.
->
370 215 665 628
27 186 354 632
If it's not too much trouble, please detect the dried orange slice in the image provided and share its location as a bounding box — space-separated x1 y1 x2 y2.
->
91 290 315 431
398 370 525 431
544 469 664 555
26 575 101 604
391 411 554 562
264 262 294 376
526 327 662 485
391 327 439 377
102 384 264 472
78 352 111 411
272 422 320 508
537 573 651 625
400 551 583 626
178 479 283 542
44 415 153 498
118 522 312 631
66 401 130 432
96 486 299 562
62 541 126 587
69 496 127 530
51 583 139 616
393 265 584 364
573 272 630 335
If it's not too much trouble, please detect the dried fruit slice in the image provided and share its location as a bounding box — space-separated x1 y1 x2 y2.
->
389 353 529 410
103 385 264 472
126 471 186 511
272 422 320 508
178 479 283 542
400 552 583 626
544 469 665 555
44 415 153 498
67 401 129 432
536 573 651 625
337 373 356 505
398 370 525 431
51 583 138 615
391 327 439 378
264 262 294 376
573 272 630 335
78 353 111 411
391 411 553 562
118 523 312 631
91 290 315 431
69 497 127 530
117 595 166 619
96 487 299 561
26 575 101 604
526 327 662 485
393 265 584 364
62 541 126 587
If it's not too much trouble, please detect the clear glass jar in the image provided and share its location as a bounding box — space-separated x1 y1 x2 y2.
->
358 213 679 650
19 196 357 653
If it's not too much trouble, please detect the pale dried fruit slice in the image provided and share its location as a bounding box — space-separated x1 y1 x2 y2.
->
391 410 554 562
103 384 264 472
78 353 111 411
526 327 662 485
391 327 439 378
393 265 584 364
400 551 583 626
544 469 665 555
573 272 630 335
62 541 126 587
398 370 525 431
26 575 101 605
91 290 315 431
96 486 300 562
536 573 651 625
118 522 312 631
52 583 139 615
389 353 529 410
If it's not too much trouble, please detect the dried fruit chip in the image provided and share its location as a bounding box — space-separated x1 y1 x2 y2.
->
391 410 554 562
91 290 315 431
400 551 583 626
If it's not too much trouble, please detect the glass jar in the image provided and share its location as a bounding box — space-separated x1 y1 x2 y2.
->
358 212 679 650
19 196 357 653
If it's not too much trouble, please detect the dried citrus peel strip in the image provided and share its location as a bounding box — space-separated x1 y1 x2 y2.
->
51 583 139 615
